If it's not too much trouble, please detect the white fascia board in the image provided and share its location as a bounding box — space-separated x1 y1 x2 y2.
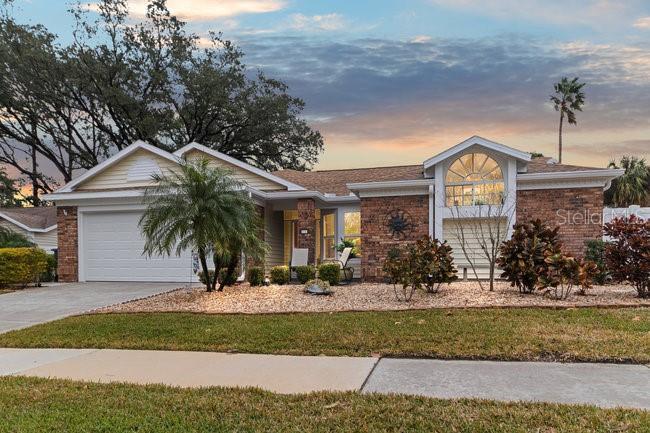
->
517 169 625 190
517 168 624 182
43 189 146 202
423 135 532 169
347 178 434 191
174 142 306 191
0 212 56 233
259 189 359 204
56 141 181 193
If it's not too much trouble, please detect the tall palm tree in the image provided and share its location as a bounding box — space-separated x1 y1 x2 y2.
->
139 157 266 292
550 77 586 163
606 156 650 207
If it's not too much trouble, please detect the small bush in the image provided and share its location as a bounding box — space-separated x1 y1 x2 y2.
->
295 265 316 284
318 263 341 286
497 219 562 294
270 266 290 285
40 254 57 283
584 239 608 285
0 227 34 248
335 238 360 258
0 247 49 287
382 236 457 301
218 268 238 287
539 252 594 300
247 267 265 286
604 215 650 298
197 270 215 287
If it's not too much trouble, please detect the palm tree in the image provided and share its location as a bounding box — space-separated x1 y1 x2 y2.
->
139 157 266 292
605 156 650 207
550 77 586 163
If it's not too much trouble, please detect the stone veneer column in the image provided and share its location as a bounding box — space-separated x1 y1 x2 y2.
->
296 198 316 264
57 206 78 282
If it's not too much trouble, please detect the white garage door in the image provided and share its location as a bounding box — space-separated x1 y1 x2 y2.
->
82 211 194 282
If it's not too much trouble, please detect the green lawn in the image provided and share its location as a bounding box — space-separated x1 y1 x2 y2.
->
1 307 649 363
0 377 647 433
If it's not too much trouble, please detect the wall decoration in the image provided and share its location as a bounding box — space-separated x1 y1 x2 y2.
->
385 209 414 240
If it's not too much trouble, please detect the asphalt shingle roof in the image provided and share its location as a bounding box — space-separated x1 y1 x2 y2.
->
0 207 57 230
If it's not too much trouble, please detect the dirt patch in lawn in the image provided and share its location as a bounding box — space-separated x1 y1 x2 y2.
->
96 281 650 314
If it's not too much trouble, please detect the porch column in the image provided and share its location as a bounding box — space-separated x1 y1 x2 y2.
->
296 198 316 264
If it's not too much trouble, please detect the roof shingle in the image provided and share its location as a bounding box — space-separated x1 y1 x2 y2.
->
0 207 57 230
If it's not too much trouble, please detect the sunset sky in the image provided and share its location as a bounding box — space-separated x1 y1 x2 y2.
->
8 0 650 173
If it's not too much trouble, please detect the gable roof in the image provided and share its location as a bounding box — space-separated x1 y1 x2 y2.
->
0 207 57 232
57 141 180 193
525 157 606 173
423 136 532 169
174 142 305 191
273 165 424 196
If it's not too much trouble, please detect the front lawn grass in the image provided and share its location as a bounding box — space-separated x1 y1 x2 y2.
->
0 377 647 433
1 308 648 363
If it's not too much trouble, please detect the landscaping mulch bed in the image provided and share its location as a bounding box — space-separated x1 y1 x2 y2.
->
97 281 650 315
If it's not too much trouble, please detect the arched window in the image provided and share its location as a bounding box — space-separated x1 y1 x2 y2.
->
445 153 504 206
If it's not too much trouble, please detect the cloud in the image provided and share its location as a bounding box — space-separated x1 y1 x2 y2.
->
427 0 640 28
238 35 650 168
633 16 650 29
287 13 346 31
84 0 285 21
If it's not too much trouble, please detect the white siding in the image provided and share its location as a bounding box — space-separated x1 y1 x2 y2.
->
33 229 58 252
0 219 32 240
443 218 507 279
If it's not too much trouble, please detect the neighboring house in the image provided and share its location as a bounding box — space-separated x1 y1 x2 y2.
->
44 136 623 283
0 207 58 252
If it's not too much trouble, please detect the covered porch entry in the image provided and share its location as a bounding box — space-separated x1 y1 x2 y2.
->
262 196 362 278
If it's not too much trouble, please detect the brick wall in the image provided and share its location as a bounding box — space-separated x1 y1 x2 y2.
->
360 195 429 281
296 198 316 264
57 206 78 282
516 187 603 257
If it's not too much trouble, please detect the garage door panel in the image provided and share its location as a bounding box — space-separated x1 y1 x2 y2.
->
82 211 194 282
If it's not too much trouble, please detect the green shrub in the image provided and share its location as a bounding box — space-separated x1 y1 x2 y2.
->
584 239 609 285
539 252 595 299
335 238 360 258
197 270 215 287
218 268 238 287
247 267 265 286
318 263 340 286
0 227 34 248
40 254 57 283
497 219 562 294
381 236 458 301
295 265 316 284
270 266 290 285
0 247 48 287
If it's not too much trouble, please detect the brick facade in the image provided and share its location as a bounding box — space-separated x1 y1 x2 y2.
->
360 195 429 281
296 198 316 264
516 187 604 257
57 206 78 282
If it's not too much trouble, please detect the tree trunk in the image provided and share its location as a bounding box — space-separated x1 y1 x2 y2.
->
218 252 239 292
30 143 39 207
211 251 224 292
558 111 564 164
198 247 213 292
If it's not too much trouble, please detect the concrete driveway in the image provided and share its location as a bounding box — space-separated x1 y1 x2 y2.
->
0 282 182 333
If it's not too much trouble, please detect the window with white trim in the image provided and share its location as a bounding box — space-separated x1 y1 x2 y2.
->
445 153 504 206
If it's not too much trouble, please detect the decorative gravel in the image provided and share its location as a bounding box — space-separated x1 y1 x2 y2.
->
97 281 650 314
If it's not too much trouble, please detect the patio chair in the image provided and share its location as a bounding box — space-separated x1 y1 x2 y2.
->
337 247 354 284
290 248 309 282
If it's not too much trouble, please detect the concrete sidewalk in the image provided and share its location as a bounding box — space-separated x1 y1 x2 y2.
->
1 348 649 409
363 358 650 410
0 348 377 394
